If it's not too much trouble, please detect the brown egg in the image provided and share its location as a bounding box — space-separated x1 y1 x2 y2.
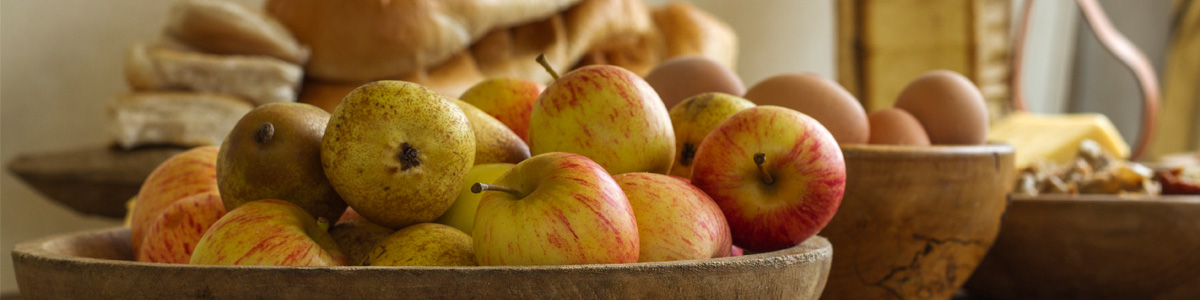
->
893 70 989 145
644 56 745 110
742 73 869 144
868 108 931 146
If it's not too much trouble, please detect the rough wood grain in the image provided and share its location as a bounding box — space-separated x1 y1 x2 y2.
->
820 144 1014 300
6 146 185 218
13 227 833 299
965 194 1200 300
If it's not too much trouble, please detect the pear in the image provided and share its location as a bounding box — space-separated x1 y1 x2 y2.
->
217 103 346 222
329 218 395 266
453 99 530 164
322 81 475 229
667 92 756 179
365 223 476 267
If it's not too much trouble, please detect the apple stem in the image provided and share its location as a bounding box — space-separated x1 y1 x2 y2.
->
472 183 526 199
536 54 560 81
317 217 330 232
754 153 775 185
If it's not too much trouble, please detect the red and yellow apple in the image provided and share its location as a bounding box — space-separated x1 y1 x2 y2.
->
130 146 220 257
459 77 544 143
434 163 515 233
472 152 640 265
613 172 731 262
190 199 347 266
690 106 846 252
528 63 675 175
136 191 227 263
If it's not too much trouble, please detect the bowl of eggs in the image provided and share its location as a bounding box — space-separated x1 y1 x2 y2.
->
729 69 1011 300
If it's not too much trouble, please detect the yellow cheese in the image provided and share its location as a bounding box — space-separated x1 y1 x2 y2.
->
988 112 1130 169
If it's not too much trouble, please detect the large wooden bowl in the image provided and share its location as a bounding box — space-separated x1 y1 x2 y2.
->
964 194 1200 299
13 227 832 299
819 144 1015 300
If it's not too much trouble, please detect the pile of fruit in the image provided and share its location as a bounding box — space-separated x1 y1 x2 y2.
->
127 56 854 267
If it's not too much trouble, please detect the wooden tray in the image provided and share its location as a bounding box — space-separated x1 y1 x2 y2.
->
12 227 833 299
964 194 1200 299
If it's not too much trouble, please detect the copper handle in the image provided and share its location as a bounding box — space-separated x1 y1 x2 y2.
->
1010 0 1160 161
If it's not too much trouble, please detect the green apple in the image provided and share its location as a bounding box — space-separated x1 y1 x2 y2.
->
434 163 515 233
613 172 731 262
452 99 530 164
365 223 476 267
690 106 846 252
137 191 227 263
528 60 675 175
667 92 756 179
322 80 475 229
459 78 544 143
190 199 347 266
130 146 220 257
472 152 640 265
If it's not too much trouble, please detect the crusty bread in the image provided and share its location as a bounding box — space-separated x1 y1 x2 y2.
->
166 0 309 64
265 0 582 82
651 2 738 69
108 92 253 149
125 44 303 106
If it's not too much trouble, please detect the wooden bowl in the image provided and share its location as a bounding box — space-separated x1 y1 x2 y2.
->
964 194 1200 299
819 144 1015 300
13 227 832 299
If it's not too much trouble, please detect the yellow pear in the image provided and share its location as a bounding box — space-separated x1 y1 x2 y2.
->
453 99 530 164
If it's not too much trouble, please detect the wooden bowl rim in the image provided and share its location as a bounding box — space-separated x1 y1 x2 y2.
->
14 227 833 272
841 143 1014 157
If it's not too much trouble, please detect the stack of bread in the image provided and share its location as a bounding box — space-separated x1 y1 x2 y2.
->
107 0 737 149
109 0 307 149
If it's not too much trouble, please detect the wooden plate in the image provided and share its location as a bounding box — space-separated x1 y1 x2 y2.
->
964 194 1200 299
820 144 1015 300
13 227 832 299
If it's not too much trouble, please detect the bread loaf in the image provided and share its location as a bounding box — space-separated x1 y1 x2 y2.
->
166 0 309 64
124 44 303 106
108 93 253 149
266 0 582 82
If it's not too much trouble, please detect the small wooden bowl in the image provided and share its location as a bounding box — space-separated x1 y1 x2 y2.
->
964 194 1200 299
819 144 1015 300
13 227 832 299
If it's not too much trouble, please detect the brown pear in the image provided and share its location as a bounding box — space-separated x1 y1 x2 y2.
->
217 102 346 222
453 99 530 164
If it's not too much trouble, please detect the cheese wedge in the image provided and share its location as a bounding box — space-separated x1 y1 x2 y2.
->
988 112 1130 169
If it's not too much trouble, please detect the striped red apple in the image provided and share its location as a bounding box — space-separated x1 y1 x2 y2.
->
190 199 347 266
690 106 846 252
129 146 220 261
613 172 732 262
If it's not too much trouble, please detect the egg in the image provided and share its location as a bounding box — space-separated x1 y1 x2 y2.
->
867 108 931 146
893 70 989 145
742 73 869 144
644 56 745 109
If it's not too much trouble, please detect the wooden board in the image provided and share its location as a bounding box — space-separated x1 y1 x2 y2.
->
6 146 184 218
837 0 1012 119
819 144 1015 300
964 194 1200 299
12 227 832 299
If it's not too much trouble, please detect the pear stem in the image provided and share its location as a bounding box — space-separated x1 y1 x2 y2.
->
472 183 526 199
754 153 775 185
536 54 560 81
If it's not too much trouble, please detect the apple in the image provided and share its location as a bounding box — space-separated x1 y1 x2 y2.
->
690 106 846 252
612 172 731 262
667 92 756 179
190 199 348 266
528 57 675 175
130 146 220 257
459 77 544 143
136 191 227 263
330 218 395 266
434 163 516 233
336 206 365 223
365 223 476 267
730 245 744 257
472 152 640 265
